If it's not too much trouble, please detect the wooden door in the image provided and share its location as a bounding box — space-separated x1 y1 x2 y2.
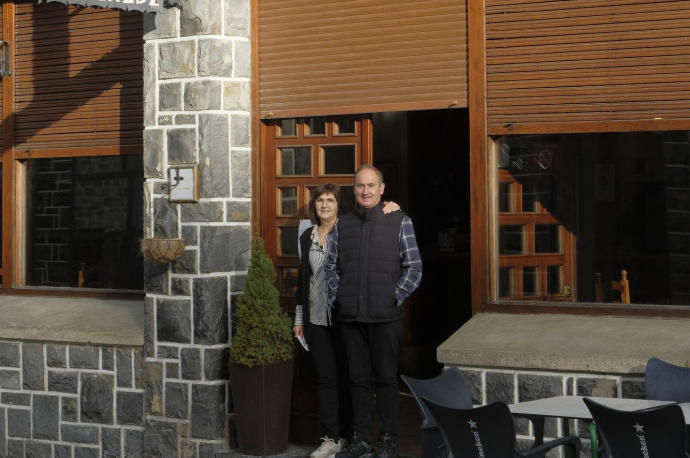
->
496 141 577 301
261 115 372 443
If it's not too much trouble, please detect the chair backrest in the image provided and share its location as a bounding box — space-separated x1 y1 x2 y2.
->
401 367 473 429
594 269 631 303
584 397 687 458
422 398 515 458
645 357 690 402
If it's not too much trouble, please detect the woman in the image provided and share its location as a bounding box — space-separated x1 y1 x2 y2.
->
294 183 399 458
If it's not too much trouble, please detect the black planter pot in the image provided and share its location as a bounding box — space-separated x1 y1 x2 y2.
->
229 359 295 455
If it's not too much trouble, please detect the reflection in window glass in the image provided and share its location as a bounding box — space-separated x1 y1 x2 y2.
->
334 116 356 134
26 156 143 289
547 265 561 294
499 182 512 212
499 225 523 254
279 119 296 136
307 117 326 135
535 224 560 253
499 267 513 298
279 226 298 256
523 266 538 296
279 187 297 216
280 147 311 175
280 267 298 296
323 145 355 175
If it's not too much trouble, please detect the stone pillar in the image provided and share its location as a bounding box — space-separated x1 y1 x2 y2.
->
142 0 251 456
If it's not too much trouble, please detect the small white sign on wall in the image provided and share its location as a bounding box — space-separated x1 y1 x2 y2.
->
169 165 199 202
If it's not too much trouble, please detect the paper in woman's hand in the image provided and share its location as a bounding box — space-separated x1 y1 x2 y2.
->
297 335 309 351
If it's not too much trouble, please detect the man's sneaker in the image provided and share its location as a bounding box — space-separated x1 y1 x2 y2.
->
311 437 343 458
335 435 373 458
375 433 397 458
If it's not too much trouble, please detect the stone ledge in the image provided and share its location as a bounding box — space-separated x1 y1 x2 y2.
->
438 313 690 374
0 295 144 346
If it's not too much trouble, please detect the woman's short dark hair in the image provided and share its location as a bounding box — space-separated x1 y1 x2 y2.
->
309 183 341 225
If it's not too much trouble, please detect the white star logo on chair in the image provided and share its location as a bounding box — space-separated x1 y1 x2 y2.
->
467 419 478 429
633 423 645 433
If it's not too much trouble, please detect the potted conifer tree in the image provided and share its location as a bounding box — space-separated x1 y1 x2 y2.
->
229 235 295 455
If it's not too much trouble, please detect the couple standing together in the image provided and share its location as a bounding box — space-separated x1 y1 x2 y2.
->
293 164 423 458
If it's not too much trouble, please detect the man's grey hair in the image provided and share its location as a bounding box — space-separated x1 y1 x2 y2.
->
355 164 384 184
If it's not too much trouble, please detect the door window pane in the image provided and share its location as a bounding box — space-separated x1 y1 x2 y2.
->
278 226 298 256
499 182 512 213
334 116 356 134
280 267 298 296
279 147 311 175
278 187 297 216
306 117 326 136
322 144 355 175
535 224 560 253
278 119 297 136
499 225 523 254
523 266 538 296
499 267 514 298
547 265 561 294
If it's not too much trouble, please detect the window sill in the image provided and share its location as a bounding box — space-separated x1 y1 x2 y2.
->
438 312 690 374
0 295 144 346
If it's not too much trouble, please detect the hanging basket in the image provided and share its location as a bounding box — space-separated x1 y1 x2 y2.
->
141 238 185 263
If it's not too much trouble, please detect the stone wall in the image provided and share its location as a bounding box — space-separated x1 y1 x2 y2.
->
0 341 144 457
142 0 252 456
455 365 645 458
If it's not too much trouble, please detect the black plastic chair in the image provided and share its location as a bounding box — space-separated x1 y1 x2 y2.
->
584 397 690 457
646 357 690 402
400 368 473 458
423 397 582 458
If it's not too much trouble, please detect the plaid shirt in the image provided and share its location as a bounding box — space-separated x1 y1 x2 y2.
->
325 214 422 308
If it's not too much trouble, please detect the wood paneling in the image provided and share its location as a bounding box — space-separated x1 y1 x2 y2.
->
485 0 690 134
258 0 468 118
13 2 143 150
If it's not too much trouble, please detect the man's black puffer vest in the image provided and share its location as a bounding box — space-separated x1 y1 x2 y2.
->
336 201 405 323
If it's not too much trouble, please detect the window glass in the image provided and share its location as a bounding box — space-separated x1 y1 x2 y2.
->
278 119 296 136
26 156 143 290
279 147 311 175
334 116 356 134
494 131 690 305
278 226 298 256
278 187 297 216
322 144 355 175
306 117 326 136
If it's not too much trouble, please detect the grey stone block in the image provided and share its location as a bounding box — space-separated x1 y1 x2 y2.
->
182 440 198 457
159 41 196 79
193 277 229 345
160 82 182 111
182 225 199 246
48 371 78 393
144 6 178 40
181 202 224 223
223 81 250 112
33 394 59 440
117 349 133 388
0 342 19 367
230 274 247 293
200 226 250 273
231 115 250 148
1 392 29 405
135 350 144 390
198 39 233 77
224 0 250 36
165 382 189 419
0 371 18 389
46 344 66 368
204 348 229 380
167 361 180 379
199 113 230 198
181 0 222 36
7 439 23 457
102 427 121 458
145 297 155 358
157 298 192 343
181 348 202 380
62 397 78 422
144 182 153 239
144 42 156 127
125 429 144 458
200 442 222 458
145 361 164 416
576 378 617 398
459 369 482 405
22 343 44 390
167 128 197 165
102 347 114 371
622 379 645 399
172 277 191 296
62 425 99 444
230 149 251 197
234 40 251 77
80 373 114 424
74 446 98 458
158 345 180 359
55 444 71 458
486 372 515 404
117 391 144 425
26 441 52 458
159 113 174 124
7 409 30 437
144 129 165 179
144 420 178 457
191 384 225 439
176 114 196 125
518 374 563 401
172 249 198 274
69 346 100 370
152 198 179 241
185 80 222 110
227 201 250 223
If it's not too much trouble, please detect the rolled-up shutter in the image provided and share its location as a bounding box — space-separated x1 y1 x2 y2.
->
14 1 143 151
486 0 690 133
258 0 468 118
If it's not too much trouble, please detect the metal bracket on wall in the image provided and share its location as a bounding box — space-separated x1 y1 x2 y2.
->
0 41 11 77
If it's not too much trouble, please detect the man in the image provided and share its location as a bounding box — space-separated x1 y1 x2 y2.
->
325 164 422 458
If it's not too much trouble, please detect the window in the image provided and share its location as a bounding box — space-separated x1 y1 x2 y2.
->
493 132 690 306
